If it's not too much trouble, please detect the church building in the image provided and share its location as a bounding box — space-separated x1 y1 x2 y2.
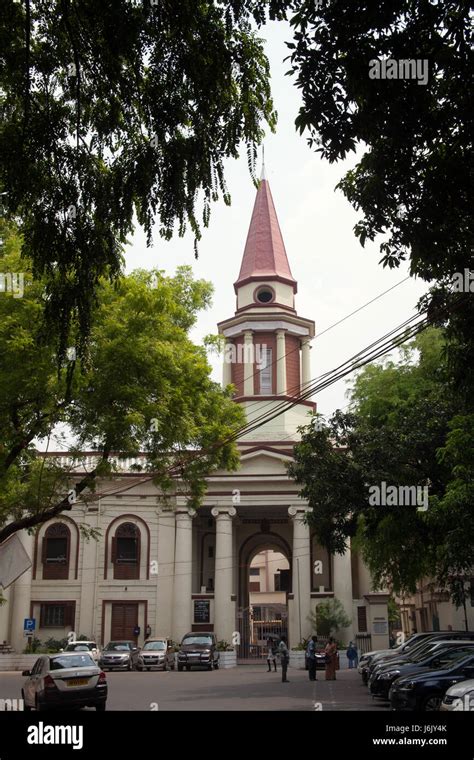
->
0 173 392 657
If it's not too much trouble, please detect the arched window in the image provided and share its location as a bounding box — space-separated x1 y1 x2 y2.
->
112 522 140 580
42 523 71 580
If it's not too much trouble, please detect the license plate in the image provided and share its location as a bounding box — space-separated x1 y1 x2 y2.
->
67 678 88 687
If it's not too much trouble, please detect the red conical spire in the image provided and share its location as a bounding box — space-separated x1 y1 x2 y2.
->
234 177 297 293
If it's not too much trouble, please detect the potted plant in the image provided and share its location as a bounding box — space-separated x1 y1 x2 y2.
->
216 640 236 669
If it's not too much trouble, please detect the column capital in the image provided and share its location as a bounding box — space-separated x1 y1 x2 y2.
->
211 506 237 519
175 508 197 519
288 505 311 518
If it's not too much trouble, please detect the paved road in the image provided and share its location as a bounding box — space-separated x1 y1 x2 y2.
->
0 667 386 711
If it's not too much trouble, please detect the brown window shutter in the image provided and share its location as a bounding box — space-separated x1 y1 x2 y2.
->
64 603 75 628
111 536 117 563
41 536 48 565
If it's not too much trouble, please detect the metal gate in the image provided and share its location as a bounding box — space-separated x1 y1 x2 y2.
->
237 606 288 659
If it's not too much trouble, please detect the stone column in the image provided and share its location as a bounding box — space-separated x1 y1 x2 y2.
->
211 507 236 642
172 509 196 642
276 330 287 395
243 331 254 396
10 530 34 652
288 507 312 646
156 508 176 640
0 585 11 643
332 541 355 644
301 337 311 390
222 340 232 388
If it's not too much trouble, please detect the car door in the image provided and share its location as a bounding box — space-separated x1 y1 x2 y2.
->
23 658 41 706
30 657 45 704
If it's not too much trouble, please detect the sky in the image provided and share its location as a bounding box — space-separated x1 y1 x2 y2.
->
124 20 427 421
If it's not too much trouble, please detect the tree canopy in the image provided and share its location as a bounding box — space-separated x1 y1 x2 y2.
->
289 328 474 605
0 0 288 355
0 221 244 543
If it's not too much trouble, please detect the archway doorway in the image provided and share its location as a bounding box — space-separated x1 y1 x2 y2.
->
237 533 291 660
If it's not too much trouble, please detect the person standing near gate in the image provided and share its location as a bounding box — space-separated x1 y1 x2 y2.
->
346 641 358 669
278 637 290 682
306 635 318 681
266 638 277 672
324 637 338 680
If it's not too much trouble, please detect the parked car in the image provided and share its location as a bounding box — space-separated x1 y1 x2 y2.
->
389 652 474 711
358 632 437 673
177 633 219 671
364 632 474 684
370 642 474 700
21 652 107 711
440 678 474 712
62 641 100 663
99 640 140 671
137 638 175 671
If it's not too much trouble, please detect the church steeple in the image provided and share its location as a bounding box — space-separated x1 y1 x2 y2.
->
217 175 315 441
234 177 297 294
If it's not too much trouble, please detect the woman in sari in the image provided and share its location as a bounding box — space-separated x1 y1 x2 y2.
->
324 637 338 680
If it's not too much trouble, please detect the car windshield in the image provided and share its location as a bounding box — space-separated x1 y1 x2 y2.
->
105 642 131 651
65 643 95 652
143 641 166 651
50 654 95 670
182 636 213 646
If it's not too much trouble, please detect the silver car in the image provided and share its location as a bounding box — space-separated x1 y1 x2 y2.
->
440 678 474 711
99 640 140 671
21 652 107 711
137 638 175 671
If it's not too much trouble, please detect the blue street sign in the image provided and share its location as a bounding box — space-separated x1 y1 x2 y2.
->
23 618 35 634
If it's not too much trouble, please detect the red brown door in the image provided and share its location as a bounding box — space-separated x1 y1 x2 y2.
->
111 603 139 642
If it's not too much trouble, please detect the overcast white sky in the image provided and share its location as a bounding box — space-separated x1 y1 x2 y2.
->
124 20 427 420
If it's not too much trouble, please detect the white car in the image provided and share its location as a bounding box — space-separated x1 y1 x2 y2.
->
440 678 474 711
63 641 101 663
22 652 107 711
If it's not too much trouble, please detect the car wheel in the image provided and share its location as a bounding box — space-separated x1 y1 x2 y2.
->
422 695 442 711
207 664 213 671
178 665 183 672
127 660 132 671
163 662 168 672
214 661 219 670
95 702 106 712
22 690 32 712
35 695 45 712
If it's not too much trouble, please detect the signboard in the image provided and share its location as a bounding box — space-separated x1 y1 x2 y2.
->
23 618 35 636
193 599 210 624
0 535 32 589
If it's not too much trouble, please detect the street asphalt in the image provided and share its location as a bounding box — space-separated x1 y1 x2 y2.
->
0 666 386 711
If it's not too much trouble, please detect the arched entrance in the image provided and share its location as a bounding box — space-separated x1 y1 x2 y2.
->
237 532 292 659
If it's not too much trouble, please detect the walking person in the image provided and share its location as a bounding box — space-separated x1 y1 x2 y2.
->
266 638 277 672
346 641 358 669
278 637 290 683
324 636 338 680
306 635 318 681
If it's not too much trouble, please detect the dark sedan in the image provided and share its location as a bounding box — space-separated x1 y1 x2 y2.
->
370 644 474 700
389 653 474 711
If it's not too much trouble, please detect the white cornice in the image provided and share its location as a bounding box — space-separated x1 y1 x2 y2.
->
222 320 310 337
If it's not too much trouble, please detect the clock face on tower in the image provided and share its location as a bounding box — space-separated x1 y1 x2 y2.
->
255 286 274 304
